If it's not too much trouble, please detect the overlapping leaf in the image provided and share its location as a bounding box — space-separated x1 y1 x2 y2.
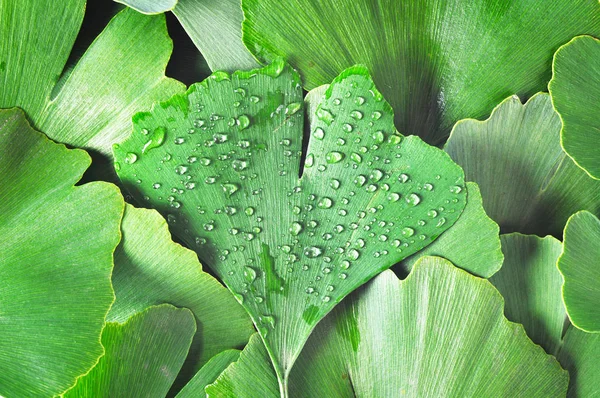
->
207 259 568 397
0 108 123 397
550 35 600 179
64 305 196 397
114 60 466 390
177 350 242 397
489 232 600 397
558 211 600 332
242 0 600 144
395 182 502 278
0 2 183 175
445 93 600 237
111 204 254 386
116 0 259 72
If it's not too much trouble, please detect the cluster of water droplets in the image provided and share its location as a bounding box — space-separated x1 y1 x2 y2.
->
115 65 465 334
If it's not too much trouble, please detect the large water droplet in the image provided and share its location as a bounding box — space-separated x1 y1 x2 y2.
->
401 227 415 237
305 154 315 168
313 127 325 140
406 193 421 206
350 153 362 163
142 127 166 154
450 185 462 194
232 159 249 171
290 222 303 236
124 152 138 164
222 183 239 197
244 266 257 283
326 151 344 164
348 249 360 260
286 102 302 115
304 246 323 258
317 108 334 125
317 197 333 209
237 115 250 130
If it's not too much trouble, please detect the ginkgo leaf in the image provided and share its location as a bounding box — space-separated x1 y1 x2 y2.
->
63 304 196 397
114 60 467 392
445 93 600 237
0 108 123 397
395 182 503 279
558 211 600 332
550 35 600 180
242 0 600 144
485 231 600 397
0 2 183 173
176 350 241 398
111 204 254 386
207 259 568 397
116 0 259 72
490 234 566 355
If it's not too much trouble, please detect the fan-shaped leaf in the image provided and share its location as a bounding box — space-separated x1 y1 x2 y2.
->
64 305 196 397
550 35 600 180
0 108 123 397
558 211 600 332
242 0 600 144
114 60 466 391
445 93 600 237
208 258 568 397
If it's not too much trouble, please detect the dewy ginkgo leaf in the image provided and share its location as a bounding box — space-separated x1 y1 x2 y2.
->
114 60 466 393
207 259 568 397
0 108 123 397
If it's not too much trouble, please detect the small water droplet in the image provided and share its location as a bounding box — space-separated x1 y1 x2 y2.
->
313 128 325 140
286 102 302 115
304 246 323 258
406 193 421 206
305 154 315 168
330 179 341 189
317 197 333 209
342 123 353 133
232 159 249 171
290 222 303 236
245 207 255 216
222 183 239 197
436 217 447 227
124 152 137 164
237 115 250 130
350 153 362 163
348 249 360 260
350 110 363 120
244 266 257 283
326 151 344 164
398 173 409 183
401 227 415 237
175 165 188 175
355 96 365 105
317 107 334 125
450 185 462 194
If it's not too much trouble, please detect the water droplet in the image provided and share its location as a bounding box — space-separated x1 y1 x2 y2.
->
326 151 344 164
317 197 333 209
313 128 325 140
245 207 255 216
305 154 315 168
372 130 385 143
290 222 303 236
406 193 421 206
304 246 323 258
317 107 334 125
237 115 250 130
424 183 434 191
199 157 212 166
185 181 196 190
350 110 363 120
348 249 360 260
334 225 345 233
142 127 166 153
387 192 400 202
436 217 447 227
427 209 438 218
124 152 137 164
286 102 302 115
354 175 367 186
355 96 365 105
450 185 462 194
350 153 362 163
372 111 382 120
234 87 246 96
249 95 260 103
222 183 239 197
232 159 249 171
306 287 315 294
370 169 384 182
342 123 353 133
204 222 215 231
398 173 409 183
174 137 185 145
341 260 351 269
244 266 257 283
330 179 341 189
175 165 188 175
401 227 415 237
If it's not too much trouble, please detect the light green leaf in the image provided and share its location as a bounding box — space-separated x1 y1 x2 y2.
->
111 204 253 382
550 35 600 180
209 258 568 397
177 349 242 398
116 0 259 72
64 304 196 397
0 4 183 165
115 0 177 14
490 234 566 355
114 60 466 392
396 181 503 278
558 211 600 332
557 326 600 397
485 230 600 397
242 0 600 144
445 93 600 237
0 108 123 397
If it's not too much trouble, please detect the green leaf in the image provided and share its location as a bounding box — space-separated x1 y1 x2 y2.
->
177 350 241 398
445 93 600 237
111 204 254 383
550 35 600 180
208 259 568 397
490 234 566 355
0 108 123 397
114 60 467 391
484 230 600 397
558 211 600 332
557 326 600 397
64 304 196 397
117 0 260 72
115 0 177 13
0 4 183 165
242 0 600 144
395 181 503 278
